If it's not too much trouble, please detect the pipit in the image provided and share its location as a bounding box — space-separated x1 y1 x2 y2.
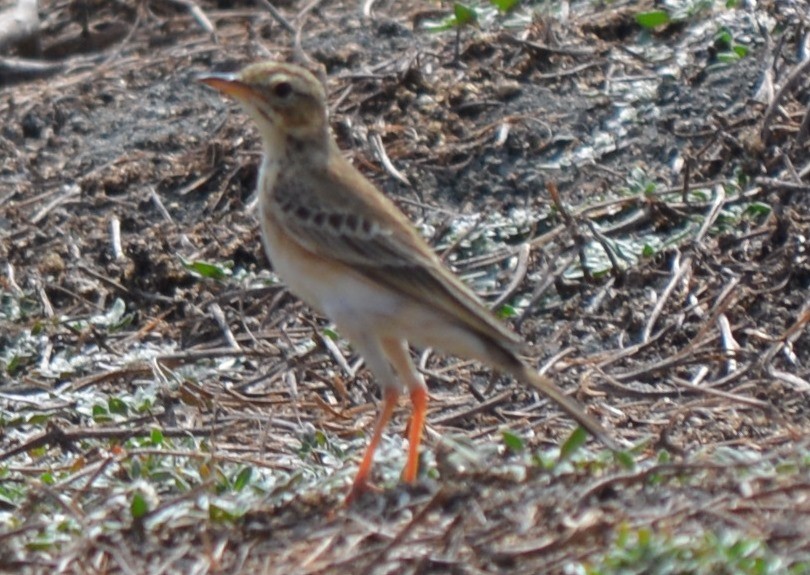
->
200 62 618 502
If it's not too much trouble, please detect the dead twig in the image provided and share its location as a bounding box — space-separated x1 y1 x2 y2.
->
755 177 810 194
516 252 575 327
0 55 64 83
717 313 740 374
797 103 810 146
109 216 124 261
149 186 174 222
584 218 628 276
292 0 323 66
0 422 233 463
163 0 216 40
30 184 80 225
642 251 692 343
767 367 810 391
498 32 598 58
761 55 810 145
491 242 531 310
368 131 411 187
209 302 241 350
760 301 810 365
360 489 446 575
436 213 484 262
694 184 726 244
547 181 592 282
256 0 295 34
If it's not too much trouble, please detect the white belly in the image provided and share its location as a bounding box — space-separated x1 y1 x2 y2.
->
255 158 493 362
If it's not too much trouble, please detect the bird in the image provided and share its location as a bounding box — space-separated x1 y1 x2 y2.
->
199 61 618 503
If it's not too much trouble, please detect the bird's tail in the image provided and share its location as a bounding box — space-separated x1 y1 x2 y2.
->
511 363 620 452
452 327 619 451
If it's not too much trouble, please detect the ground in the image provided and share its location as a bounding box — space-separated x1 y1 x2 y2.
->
1 0 809 573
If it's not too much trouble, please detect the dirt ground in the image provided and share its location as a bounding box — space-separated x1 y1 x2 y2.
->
1 0 809 573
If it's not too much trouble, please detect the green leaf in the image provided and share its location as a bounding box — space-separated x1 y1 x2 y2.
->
233 466 253 492
637 526 651 546
559 426 588 461
130 492 149 519
733 44 749 57
714 28 733 49
615 450 635 470
31 320 44 336
454 3 478 26
420 3 479 33
635 10 670 29
502 429 525 452
322 327 339 341
27 539 57 551
692 189 710 201
490 0 519 12
745 202 771 216
129 458 141 479
26 414 50 425
182 259 231 280
717 52 742 64
641 244 655 258
497 304 518 319
6 354 22 375
150 428 164 446
30 446 48 458
209 503 238 522
108 397 128 415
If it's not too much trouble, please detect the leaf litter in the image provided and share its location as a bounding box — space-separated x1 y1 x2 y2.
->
0 0 809 573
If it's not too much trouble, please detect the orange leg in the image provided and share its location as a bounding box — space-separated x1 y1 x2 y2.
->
379 338 429 484
402 386 428 483
346 387 399 504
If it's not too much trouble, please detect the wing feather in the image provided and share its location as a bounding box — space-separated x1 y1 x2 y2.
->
271 150 522 348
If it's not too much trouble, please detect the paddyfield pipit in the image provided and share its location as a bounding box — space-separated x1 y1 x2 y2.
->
200 61 618 502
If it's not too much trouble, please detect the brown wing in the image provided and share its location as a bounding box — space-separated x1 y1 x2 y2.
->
271 147 522 349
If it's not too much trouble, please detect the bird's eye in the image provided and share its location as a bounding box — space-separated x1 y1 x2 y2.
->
273 81 293 99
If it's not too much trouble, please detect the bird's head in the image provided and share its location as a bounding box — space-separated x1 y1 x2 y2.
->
199 61 328 148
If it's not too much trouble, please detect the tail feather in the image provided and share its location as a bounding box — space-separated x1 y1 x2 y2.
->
511 363 620 452
453 327 619 451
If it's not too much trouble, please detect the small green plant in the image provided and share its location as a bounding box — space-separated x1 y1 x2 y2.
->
66 298 133 332
559 426 588 461
181 257 233 280
496 303 518 319
419 0 523 36
635 0 716 30
130 491 149 519
636 10 671 29
713 26 750 62
420 3 479 33
501 428 525 452
586 525 788 575
322 327 340 340
490 0 519 11
624 167 660 197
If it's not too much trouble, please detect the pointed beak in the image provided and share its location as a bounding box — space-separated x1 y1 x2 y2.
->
198 72 257 101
